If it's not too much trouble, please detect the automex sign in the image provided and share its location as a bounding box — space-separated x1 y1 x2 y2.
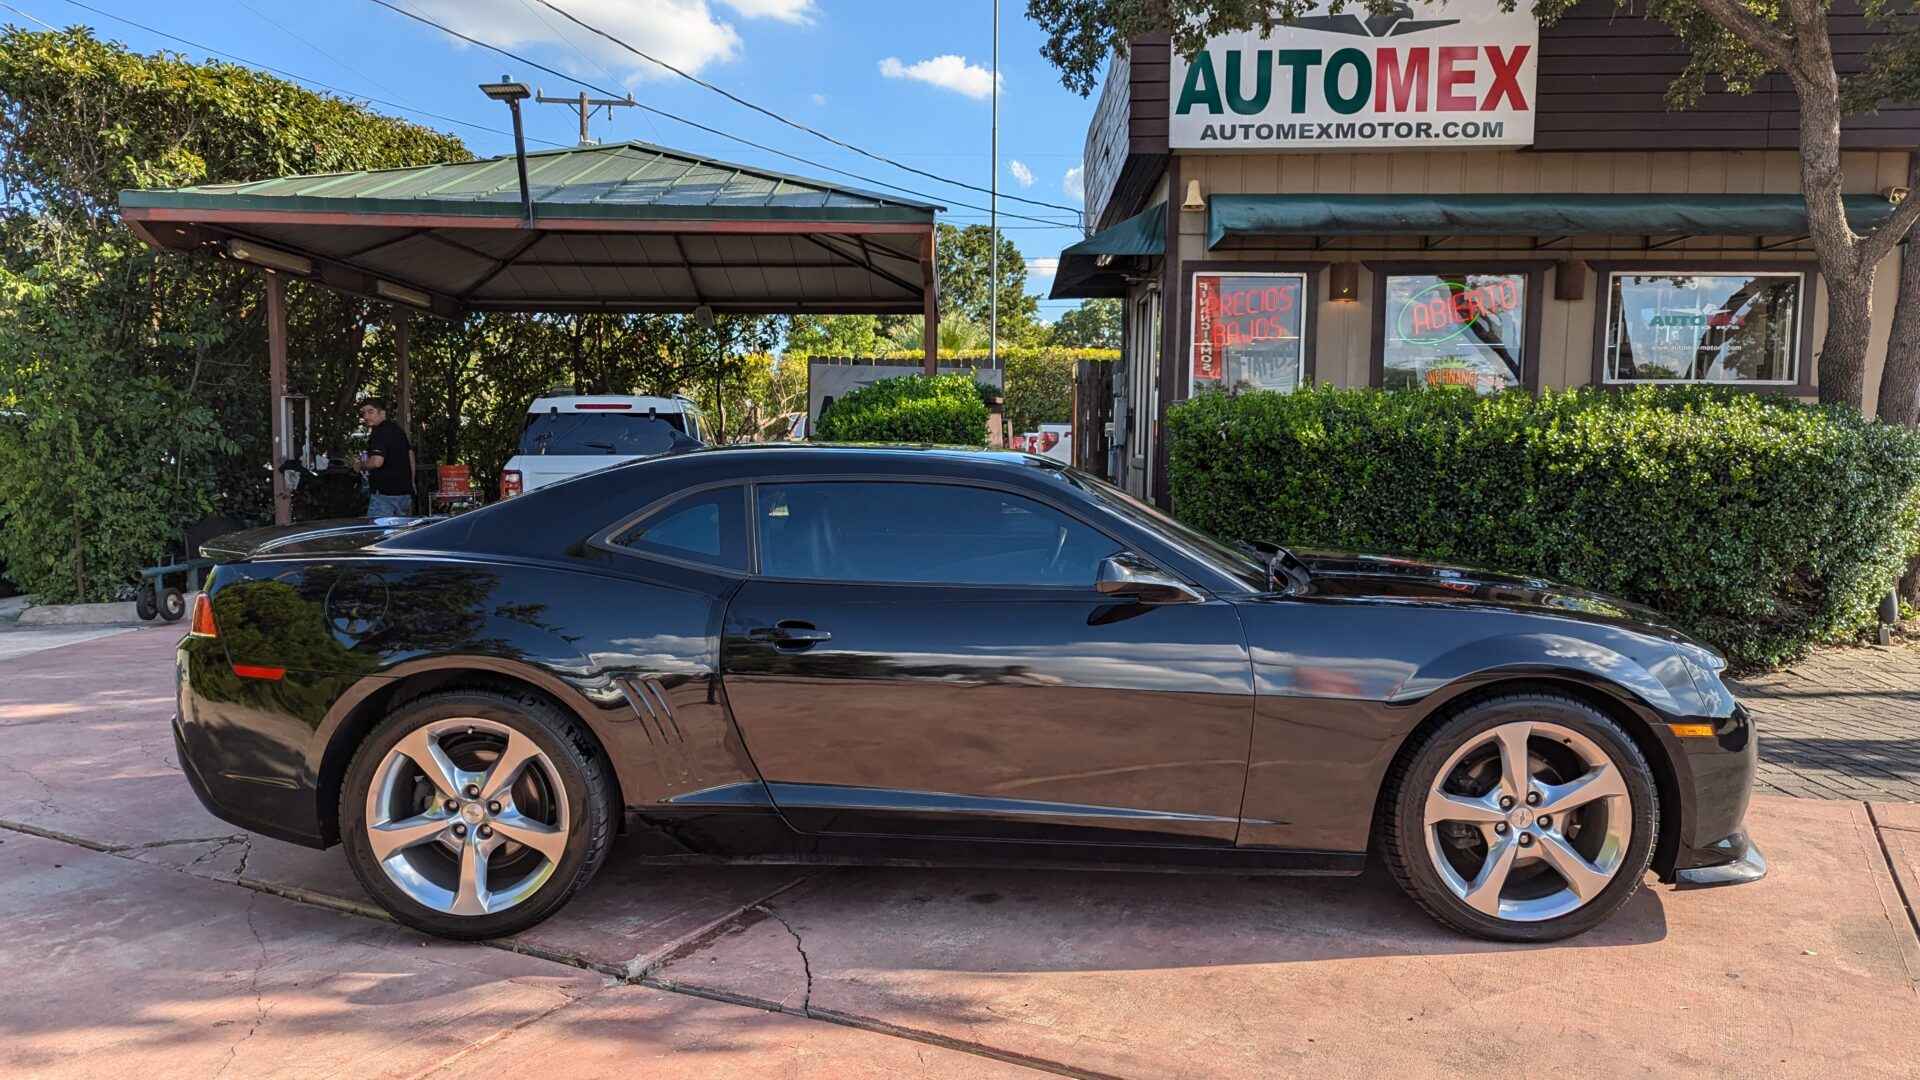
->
1169 2 1538 151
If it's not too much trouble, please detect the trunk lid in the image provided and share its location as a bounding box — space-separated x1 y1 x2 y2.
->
200 518 432 562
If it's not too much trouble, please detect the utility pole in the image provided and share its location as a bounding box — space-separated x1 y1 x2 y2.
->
535 88 638 146
989 0 1000 368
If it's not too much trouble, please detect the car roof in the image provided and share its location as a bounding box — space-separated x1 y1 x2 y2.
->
527 394 693 413
671 442 1050 471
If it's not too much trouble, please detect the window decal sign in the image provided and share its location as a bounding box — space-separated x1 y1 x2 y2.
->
1170 1 1538 150
1192 272 1306 390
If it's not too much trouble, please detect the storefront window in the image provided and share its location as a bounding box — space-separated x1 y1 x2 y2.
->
1381 272 1528 393
1191 271 1308 391
1603 271 1802 384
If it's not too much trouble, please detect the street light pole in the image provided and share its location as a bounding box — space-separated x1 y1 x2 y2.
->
989 0 999 368
479 76 534 223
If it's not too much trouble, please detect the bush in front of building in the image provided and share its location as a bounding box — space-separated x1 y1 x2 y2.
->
1166 385 1920 670
815 373 991 446
847 348 1120 435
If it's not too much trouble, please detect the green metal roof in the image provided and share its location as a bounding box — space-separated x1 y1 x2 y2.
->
118 140 941 317
1209 193 1897 247
119 139 942 223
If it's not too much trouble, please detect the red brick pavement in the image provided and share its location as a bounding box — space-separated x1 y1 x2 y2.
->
1730 643 1920 803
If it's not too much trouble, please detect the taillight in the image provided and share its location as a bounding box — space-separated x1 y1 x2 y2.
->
500 469 523 499
189 593 218 638
1040 432 1060 451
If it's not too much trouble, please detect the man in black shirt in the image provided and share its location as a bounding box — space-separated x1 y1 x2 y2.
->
356 397 415 519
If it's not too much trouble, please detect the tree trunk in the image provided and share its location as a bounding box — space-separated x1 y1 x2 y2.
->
1878 155 1920 424
1880 239 1920 424
1820 263 1875 409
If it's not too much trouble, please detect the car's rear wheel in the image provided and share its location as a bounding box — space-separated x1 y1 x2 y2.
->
339 690 614 940
1380 693 1658 942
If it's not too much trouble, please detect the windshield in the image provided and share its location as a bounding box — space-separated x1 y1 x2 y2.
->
519 412 688 456
1058 469 1271 591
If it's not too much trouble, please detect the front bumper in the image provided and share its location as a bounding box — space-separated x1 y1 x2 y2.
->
1674 830 1768 886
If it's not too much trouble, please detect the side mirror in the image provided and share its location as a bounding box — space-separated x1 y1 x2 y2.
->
1096 553 1203 604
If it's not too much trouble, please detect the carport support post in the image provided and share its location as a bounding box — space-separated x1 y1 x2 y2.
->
922 228 938 376
265 271 291 526
393 306 412 436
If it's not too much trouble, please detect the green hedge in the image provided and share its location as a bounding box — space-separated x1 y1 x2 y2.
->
859 348 1120 434
815 372 990 446
1167 386 1920 669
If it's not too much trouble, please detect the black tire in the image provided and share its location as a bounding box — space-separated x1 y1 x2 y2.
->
157 586 186 622
1378 692 1659 943
339 689 616 940
135 584 158 621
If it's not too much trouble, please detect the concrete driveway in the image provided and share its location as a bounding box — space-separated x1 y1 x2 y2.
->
1 626 1916 1078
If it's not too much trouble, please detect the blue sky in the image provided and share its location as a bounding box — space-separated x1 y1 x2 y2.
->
9 0 1099 318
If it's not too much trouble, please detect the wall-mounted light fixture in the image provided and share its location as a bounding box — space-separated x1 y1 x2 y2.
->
375 279 432 309
1327 262 1360 302
1181 179 1206 212
1554 259 1587 302
227 238 312 276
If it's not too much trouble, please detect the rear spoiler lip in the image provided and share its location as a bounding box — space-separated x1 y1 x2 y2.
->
199 517 438 562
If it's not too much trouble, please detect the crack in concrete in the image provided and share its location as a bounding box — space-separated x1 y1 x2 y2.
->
1865 801 1920 944
212 892 275 1080
0 820 1107 1079
753 902 813 1018
123 834 248 853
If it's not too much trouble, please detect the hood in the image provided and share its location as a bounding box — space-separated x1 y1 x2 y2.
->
1296 549 1696 644
200 517 435 561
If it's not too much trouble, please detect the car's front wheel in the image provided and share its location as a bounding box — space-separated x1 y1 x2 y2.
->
1380 693 1658 942
339 690 614 940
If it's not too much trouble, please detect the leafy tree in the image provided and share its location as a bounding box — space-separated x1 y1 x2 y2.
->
1024 0 1920 412
785 314 883 357
1049 298 1122 348
0 26 465 595
937 222 1044 344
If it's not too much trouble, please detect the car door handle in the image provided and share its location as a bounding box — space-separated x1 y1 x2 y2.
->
749 621 831 647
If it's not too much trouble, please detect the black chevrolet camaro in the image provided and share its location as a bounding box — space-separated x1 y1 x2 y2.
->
174 445 1762 942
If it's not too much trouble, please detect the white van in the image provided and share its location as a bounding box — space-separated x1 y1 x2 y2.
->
498 394 704 498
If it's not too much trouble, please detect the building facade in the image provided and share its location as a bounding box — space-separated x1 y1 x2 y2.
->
1054 1 1920 504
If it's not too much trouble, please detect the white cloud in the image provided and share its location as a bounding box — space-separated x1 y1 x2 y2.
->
1062 165 1084 203
810 92 827 106
721 0 816 22
1009 160 1035 187
878 54 1000 100
406 0 743 84
1027 257 1060 278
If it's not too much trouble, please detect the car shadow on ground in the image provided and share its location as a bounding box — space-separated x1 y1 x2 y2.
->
626 856 1671 978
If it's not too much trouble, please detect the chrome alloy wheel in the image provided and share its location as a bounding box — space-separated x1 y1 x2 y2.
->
363 717 571 917
1423 720 1633 923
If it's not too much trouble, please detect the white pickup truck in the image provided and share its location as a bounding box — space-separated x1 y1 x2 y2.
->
498 394 705 498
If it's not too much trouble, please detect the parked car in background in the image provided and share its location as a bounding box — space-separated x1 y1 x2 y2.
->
498 394 703 498
177 445 1760 944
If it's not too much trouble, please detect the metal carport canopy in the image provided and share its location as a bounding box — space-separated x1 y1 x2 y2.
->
117 140 943 319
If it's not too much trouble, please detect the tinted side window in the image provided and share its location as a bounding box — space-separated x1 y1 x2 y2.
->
756 482 1121 586
610 487 746 570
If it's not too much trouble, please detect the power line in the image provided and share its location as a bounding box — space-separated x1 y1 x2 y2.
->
28 0 572 149
364 0 1080 229
526 0 1087 217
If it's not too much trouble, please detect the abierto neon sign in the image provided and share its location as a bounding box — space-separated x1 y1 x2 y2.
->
1170 2 1538 151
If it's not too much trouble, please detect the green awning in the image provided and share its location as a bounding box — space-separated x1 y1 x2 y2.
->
1208 193 1899 248
1050 202 1166 299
